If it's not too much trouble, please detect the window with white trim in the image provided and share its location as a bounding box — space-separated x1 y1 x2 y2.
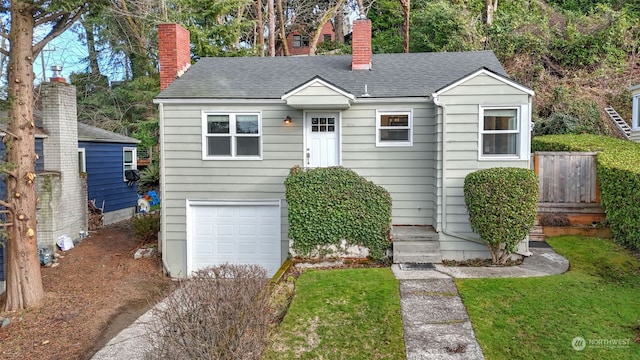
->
123 147 137 180
376 110 413 146
480 107 522 158
203 113 261 159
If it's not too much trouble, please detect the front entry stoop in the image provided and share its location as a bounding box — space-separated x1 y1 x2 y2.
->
392 225 442 263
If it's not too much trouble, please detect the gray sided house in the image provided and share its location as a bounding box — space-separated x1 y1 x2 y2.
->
155 21 535 278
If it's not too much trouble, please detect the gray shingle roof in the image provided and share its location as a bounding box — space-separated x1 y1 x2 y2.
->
77 122 139 144
156 51 509 99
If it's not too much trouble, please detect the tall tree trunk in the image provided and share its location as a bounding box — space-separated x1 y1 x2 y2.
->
82 20 100 75
276 0 289 56
356 0 365 16
485 0 498 26
308 0 345 55
4 0 45 311
400 0 410 53
256 0 264 56
268 0 275 56
334 8 344 44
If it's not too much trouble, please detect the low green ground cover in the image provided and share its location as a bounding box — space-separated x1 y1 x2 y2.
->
458 236 640 359
264 268 405 360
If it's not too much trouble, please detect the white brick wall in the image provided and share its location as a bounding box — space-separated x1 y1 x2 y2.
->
39 83 88 250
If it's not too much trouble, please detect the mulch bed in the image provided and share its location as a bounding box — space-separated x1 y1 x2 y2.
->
0 220 173 360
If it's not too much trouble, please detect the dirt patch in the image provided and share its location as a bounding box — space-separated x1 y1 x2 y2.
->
0 220 173 360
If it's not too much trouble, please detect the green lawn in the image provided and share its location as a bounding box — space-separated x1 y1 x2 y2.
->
264 267 405 360
457 236 640 359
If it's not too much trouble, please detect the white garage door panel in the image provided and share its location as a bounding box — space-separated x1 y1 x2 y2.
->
188 201 281 277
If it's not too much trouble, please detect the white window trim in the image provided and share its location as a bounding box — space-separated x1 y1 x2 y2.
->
376 109 413 147
201 111 263 160
78 148 86 173
123 147 137 181
632 94 639 130
478 105 529 161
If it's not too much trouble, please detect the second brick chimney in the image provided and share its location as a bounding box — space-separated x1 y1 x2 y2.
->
351 18 372 71
158 23 191 91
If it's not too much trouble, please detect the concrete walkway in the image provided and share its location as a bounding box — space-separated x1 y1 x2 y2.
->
391 243 569 360
92 243 569 360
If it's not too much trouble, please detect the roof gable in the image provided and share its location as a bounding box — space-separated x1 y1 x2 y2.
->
434 68 534 96
282 76 355 109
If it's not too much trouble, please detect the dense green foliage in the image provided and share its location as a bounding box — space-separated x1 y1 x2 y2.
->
284 167 392 259
71 74 159 151
409 0 480 53
532 134 640 250
464 167 539 264
264 268 405 359
138 161 160 193
458 236 640 359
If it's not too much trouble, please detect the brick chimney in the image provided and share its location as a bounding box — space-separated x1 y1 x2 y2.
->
351 18 372 71
158 23 191 91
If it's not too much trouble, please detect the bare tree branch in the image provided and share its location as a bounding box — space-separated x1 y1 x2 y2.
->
33 7 86 57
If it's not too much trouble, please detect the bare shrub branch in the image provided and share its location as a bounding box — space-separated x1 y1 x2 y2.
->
146 264 271 360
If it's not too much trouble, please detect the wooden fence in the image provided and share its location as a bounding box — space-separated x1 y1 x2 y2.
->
533 152 600 204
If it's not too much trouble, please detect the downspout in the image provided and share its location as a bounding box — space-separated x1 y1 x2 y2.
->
431 93 484 244
157 102 171 274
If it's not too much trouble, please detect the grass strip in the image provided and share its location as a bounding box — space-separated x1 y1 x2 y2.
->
457 236 640 359
264 267 405 360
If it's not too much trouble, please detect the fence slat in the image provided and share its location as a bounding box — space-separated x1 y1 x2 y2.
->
534 152 599 204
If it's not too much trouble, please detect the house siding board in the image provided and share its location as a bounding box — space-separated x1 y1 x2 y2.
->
341 103 437 226
436 73 531 249
79 141 138 213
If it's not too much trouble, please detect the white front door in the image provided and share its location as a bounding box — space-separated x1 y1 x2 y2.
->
305 112 340 167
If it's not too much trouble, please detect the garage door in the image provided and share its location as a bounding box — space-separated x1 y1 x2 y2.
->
187 200 282 277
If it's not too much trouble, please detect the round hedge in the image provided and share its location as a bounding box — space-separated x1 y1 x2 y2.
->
464 167 539 263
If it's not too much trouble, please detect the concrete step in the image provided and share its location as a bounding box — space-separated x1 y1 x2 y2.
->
393 240 441 253
393 253 443 263
391 226 439 241
393 240 442 263
529 225 545 241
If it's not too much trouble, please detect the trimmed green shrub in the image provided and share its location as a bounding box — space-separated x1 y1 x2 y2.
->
532 134 640 250
464 167 539 264
132 212 160 245
533 113 581 136
284 166 392 260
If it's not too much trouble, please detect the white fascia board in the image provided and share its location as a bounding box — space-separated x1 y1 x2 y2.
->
354 97 431 104
153 98 285 105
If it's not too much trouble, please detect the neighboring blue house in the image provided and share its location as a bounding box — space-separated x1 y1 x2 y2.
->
0 81 139 291
78 123 140 224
